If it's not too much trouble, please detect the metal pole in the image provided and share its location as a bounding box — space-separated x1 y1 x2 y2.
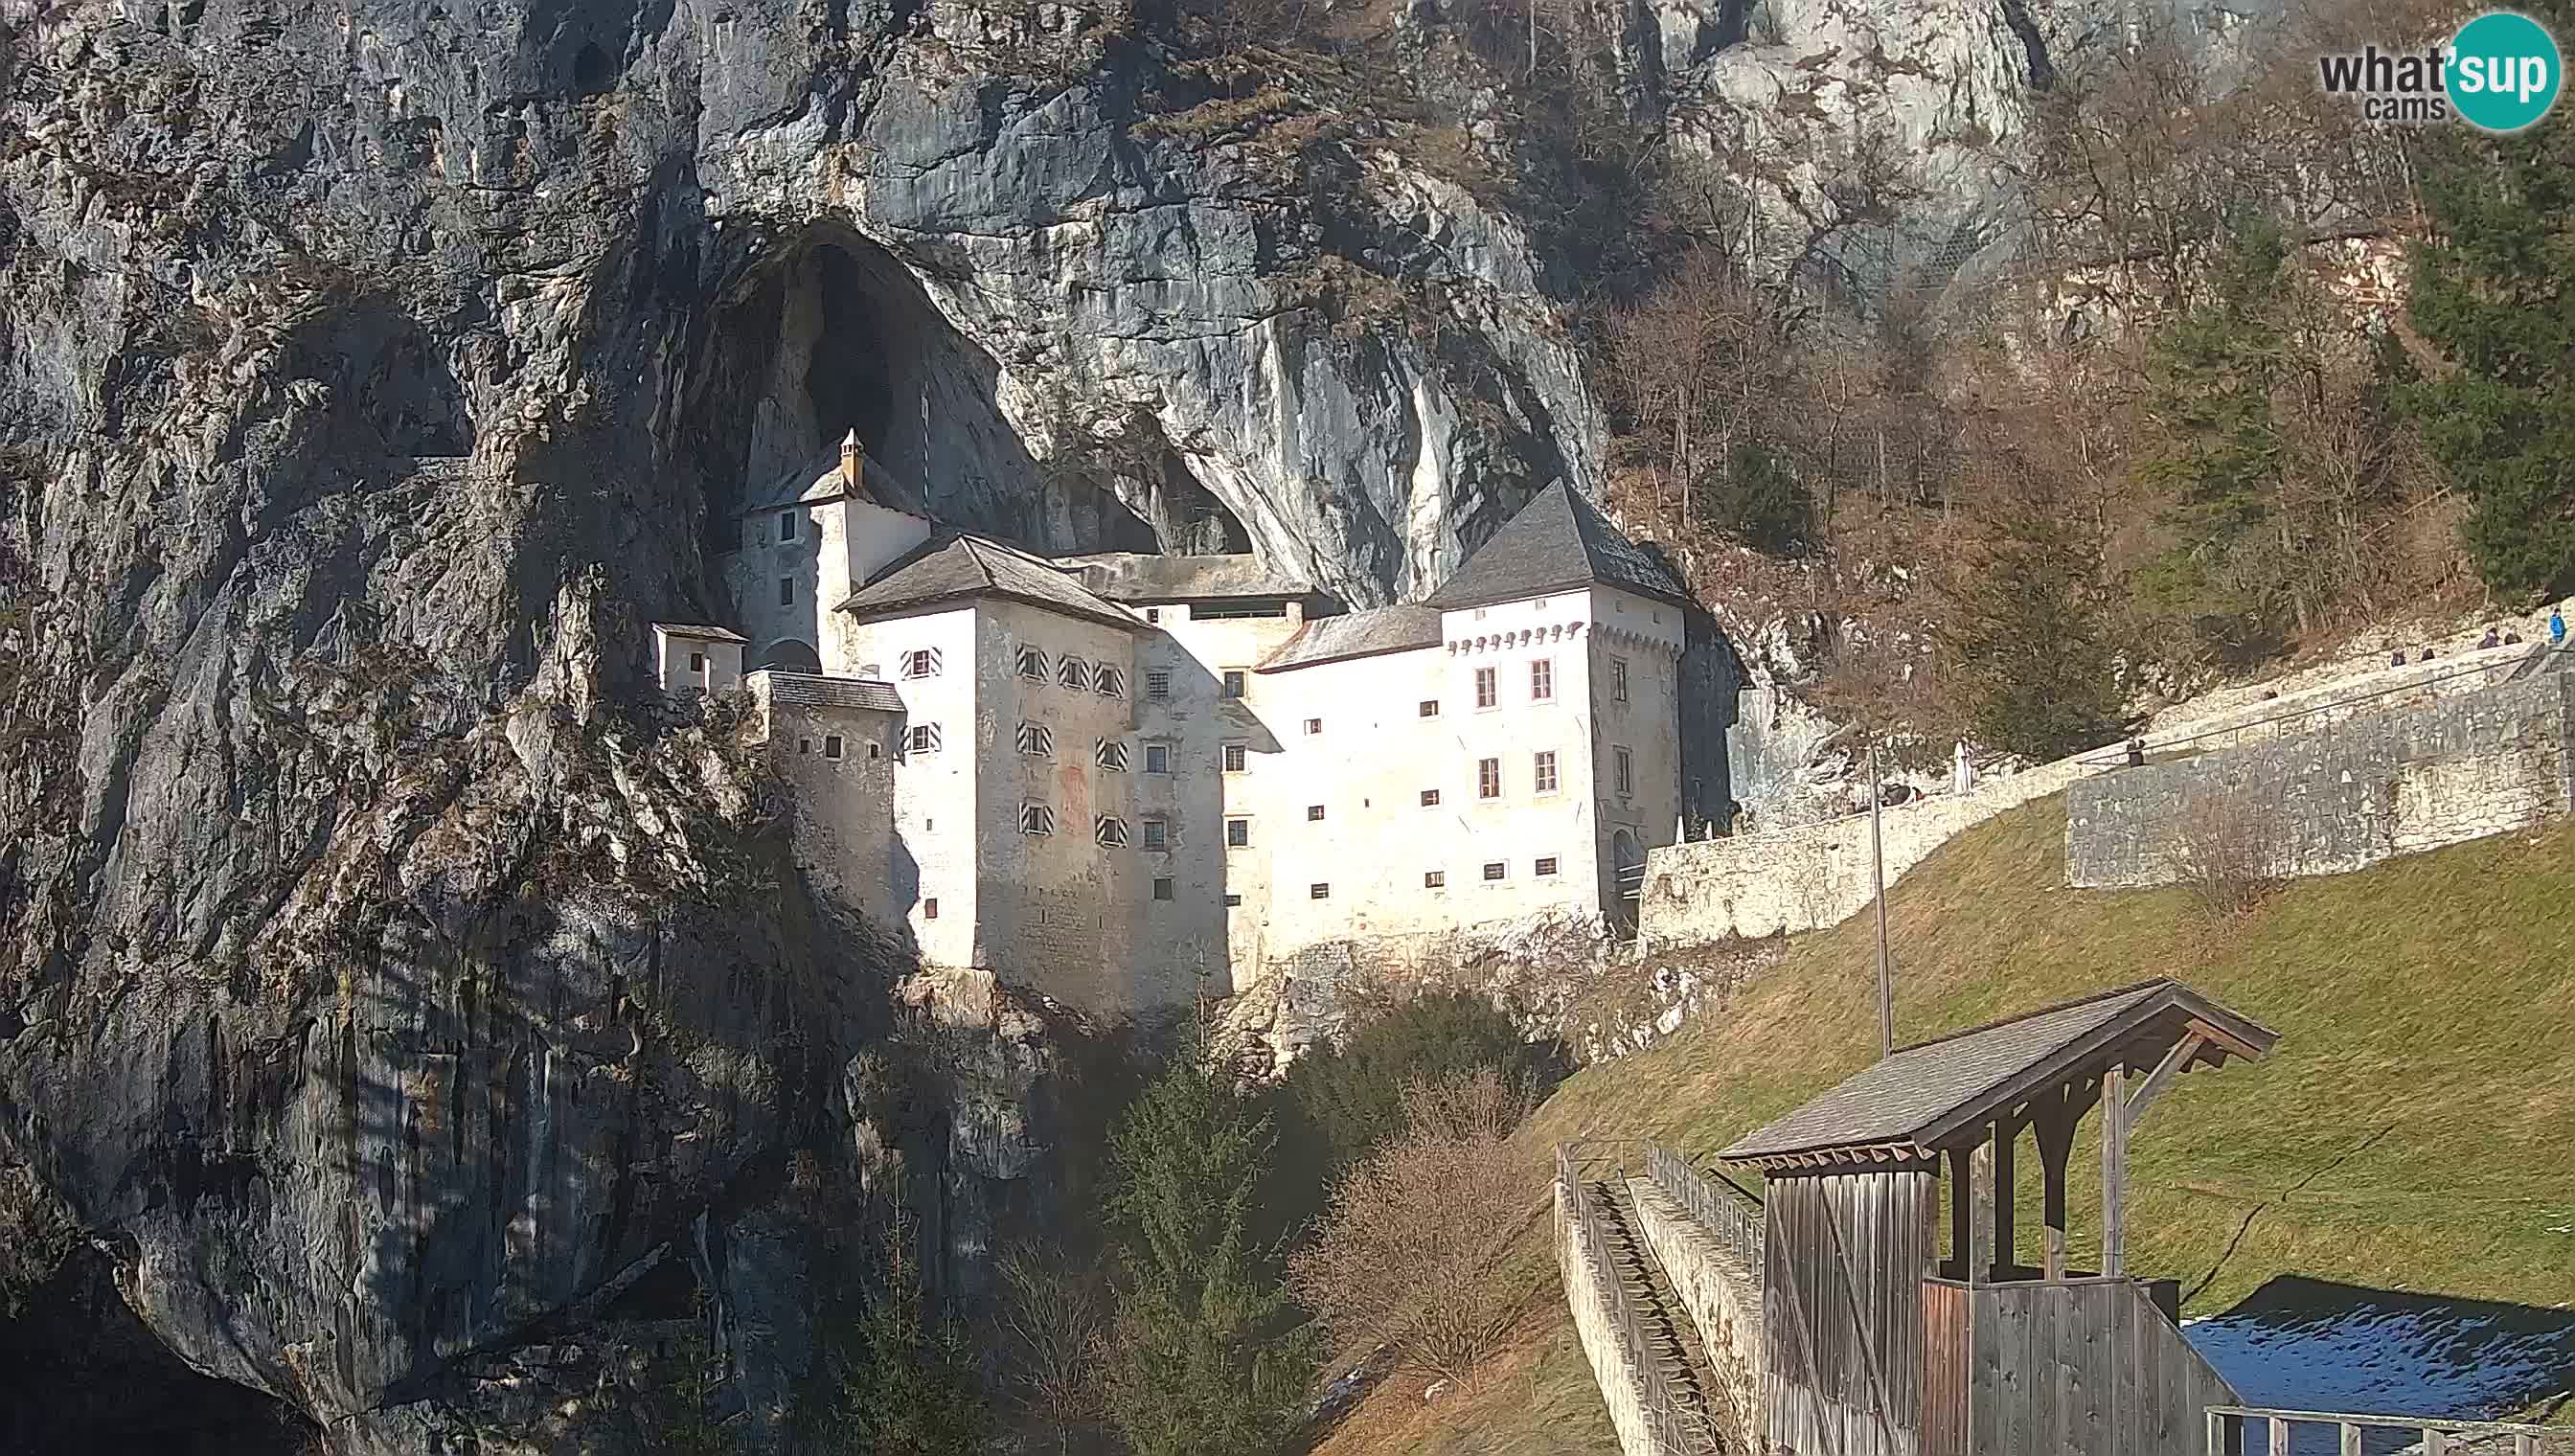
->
1872 742 1893 1059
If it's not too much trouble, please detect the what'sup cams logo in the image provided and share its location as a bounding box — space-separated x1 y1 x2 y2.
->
2318 10 2564 130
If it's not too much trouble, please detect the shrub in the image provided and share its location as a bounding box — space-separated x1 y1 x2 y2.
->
2170 780 2290 918
1286 1070 1536 1381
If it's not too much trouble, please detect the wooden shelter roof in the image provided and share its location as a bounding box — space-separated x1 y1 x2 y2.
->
1719 979 2277 1170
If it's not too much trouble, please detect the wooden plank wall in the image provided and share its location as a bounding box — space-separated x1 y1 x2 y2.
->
1919 1280 1971 1456
1762 1170 1936 1456
1956 1277 2241 1456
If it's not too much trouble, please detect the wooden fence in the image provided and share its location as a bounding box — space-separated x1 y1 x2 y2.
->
2205 1405 2575 1455
1919 1275 2240 1456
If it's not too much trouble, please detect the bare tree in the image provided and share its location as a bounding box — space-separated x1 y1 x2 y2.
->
998 1242 1112 1455
1285 1069 1538 1384
2170 780 2292 918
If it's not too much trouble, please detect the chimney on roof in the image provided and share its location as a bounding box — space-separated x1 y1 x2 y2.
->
840 429 864 491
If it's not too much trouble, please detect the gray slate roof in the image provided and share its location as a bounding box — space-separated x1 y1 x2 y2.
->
1424 482 1691 611
1060 552 1317 603
756 671 905 715
742 448 923 518
1720 979 2278 1165
651 622 750 644
838 535 1146 633
1259 604 1445 672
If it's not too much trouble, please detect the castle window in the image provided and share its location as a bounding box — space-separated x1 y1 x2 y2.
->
1059 657 1090 691
1141 818 1170 850
867 741 882 759
1221 670 1246 698
1424 871 1446 888
1224 893 1243 907
1144 743 1171 774
779 510 797 542
1146 608 1161 624
1227 819 1250 847
1018 647 1049 681
900 648 942 678
923 898 938 920
1615 746 1633 796
1097 665 1126 697
1478 758 1501 800
777 577 794 606
1531 658 1554 701
1304 717 1322 735
1482 861 1507 881
690 651 706 672
1310 882 1330 900
798 739 812 754
1610 657 1629 702
1097 739 1129 772
1147 670 1172 700
825 735 845 760
906 723 943 755
1306 804 1325 822
1020 803 1056 836
1222 742 1247 773
1017 722 1055 757
1154 876 1175 900
1420 788 1440 807
1474 667 1497 710
1534 751 1559 795
1419 699 1439 717
1536 856 1559 876
1096 815 1129 847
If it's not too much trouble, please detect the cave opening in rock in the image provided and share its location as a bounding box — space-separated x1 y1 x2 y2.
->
572 41 613 95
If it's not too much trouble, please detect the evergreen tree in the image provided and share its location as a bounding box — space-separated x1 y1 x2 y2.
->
1104 1061 1312 1456
2405 58 2575 600
807 1201 990 1456
1934 478 2126 762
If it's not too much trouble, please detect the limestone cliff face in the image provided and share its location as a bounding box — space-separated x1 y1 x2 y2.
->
0 0 2185 1443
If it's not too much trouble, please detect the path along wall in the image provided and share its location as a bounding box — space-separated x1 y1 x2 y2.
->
1557 1179 1665 1456
2065 670 2575 888
1624 1177 1765 1455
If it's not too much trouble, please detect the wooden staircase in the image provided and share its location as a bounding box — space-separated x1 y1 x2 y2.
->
1587 1179 1731 1451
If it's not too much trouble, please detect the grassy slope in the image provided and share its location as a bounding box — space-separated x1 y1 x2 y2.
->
1321 795 2575 1456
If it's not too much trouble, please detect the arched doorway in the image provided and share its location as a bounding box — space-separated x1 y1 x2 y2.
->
1611 830 1645 930
759 638 821 672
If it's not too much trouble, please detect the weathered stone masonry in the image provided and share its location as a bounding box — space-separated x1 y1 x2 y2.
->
2066 670 2575 889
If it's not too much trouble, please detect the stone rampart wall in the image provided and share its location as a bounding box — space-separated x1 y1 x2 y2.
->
1625 1177 1765 1455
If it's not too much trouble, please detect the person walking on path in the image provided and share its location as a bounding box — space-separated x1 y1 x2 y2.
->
2553 606 2567 648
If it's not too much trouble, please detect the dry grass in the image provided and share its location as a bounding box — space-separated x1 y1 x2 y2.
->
1313 794 2575 1455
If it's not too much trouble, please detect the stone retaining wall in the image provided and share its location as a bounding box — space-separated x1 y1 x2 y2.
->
2066 671 2575 888
1625 1177 1765 1455
1556 1179 1662 1456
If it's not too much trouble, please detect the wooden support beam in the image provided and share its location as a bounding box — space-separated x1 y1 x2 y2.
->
1948 1145 1975 1284
1991 1117 2017 1281
2103 1063 2130 1278
2126 1032 2211 1130
2033 1083 2076 1281
1971 1136 1996 1285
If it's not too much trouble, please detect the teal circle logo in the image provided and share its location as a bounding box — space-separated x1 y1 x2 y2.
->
2445 11 2563 132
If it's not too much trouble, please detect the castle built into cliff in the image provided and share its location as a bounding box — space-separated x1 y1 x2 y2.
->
656 434 1723 1015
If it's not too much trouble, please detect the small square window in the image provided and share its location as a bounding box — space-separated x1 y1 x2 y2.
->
1610 657 1630 702
1306 805 1325 822
1222 743 1247 773
1535 750 1559 795
1146 607 1161 623
1016 722 1054 757
923 898 939 920
798 739 812 755
901 648 941 678
906 723 943 755
1020 804 1056 836
1420 788 1440 807
1059 657 1091 691
867 741 882 759
1018 648 1049 681
1478 758 1501 800
1309 882 1330 900
1096 815 1129 847
1142 818 1170 850
1531 658 1554 701
1424 871 1446 888
777 577 794 606
1474 667 1497 709
1153 876 1175 900
1419 699 1440 717
1223 893 1243 907
1227 819 1250 848
1097 665 1126 698
1482 861 1507 881
779 509 798 542
1304 717 1322 735
825 734 845 760
1221 670 1246 698
1097 739 1130 772
1145 743 1172 774
1147 670 1172 700
1536 856 1559 876
689 651 706 672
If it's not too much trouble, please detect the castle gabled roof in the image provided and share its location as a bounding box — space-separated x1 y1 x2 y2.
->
1423 481 1691 612
1058 552 1318 604
754 670 906 715
651 622 751 644
1258 604 1444 672
837 535 1146 633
